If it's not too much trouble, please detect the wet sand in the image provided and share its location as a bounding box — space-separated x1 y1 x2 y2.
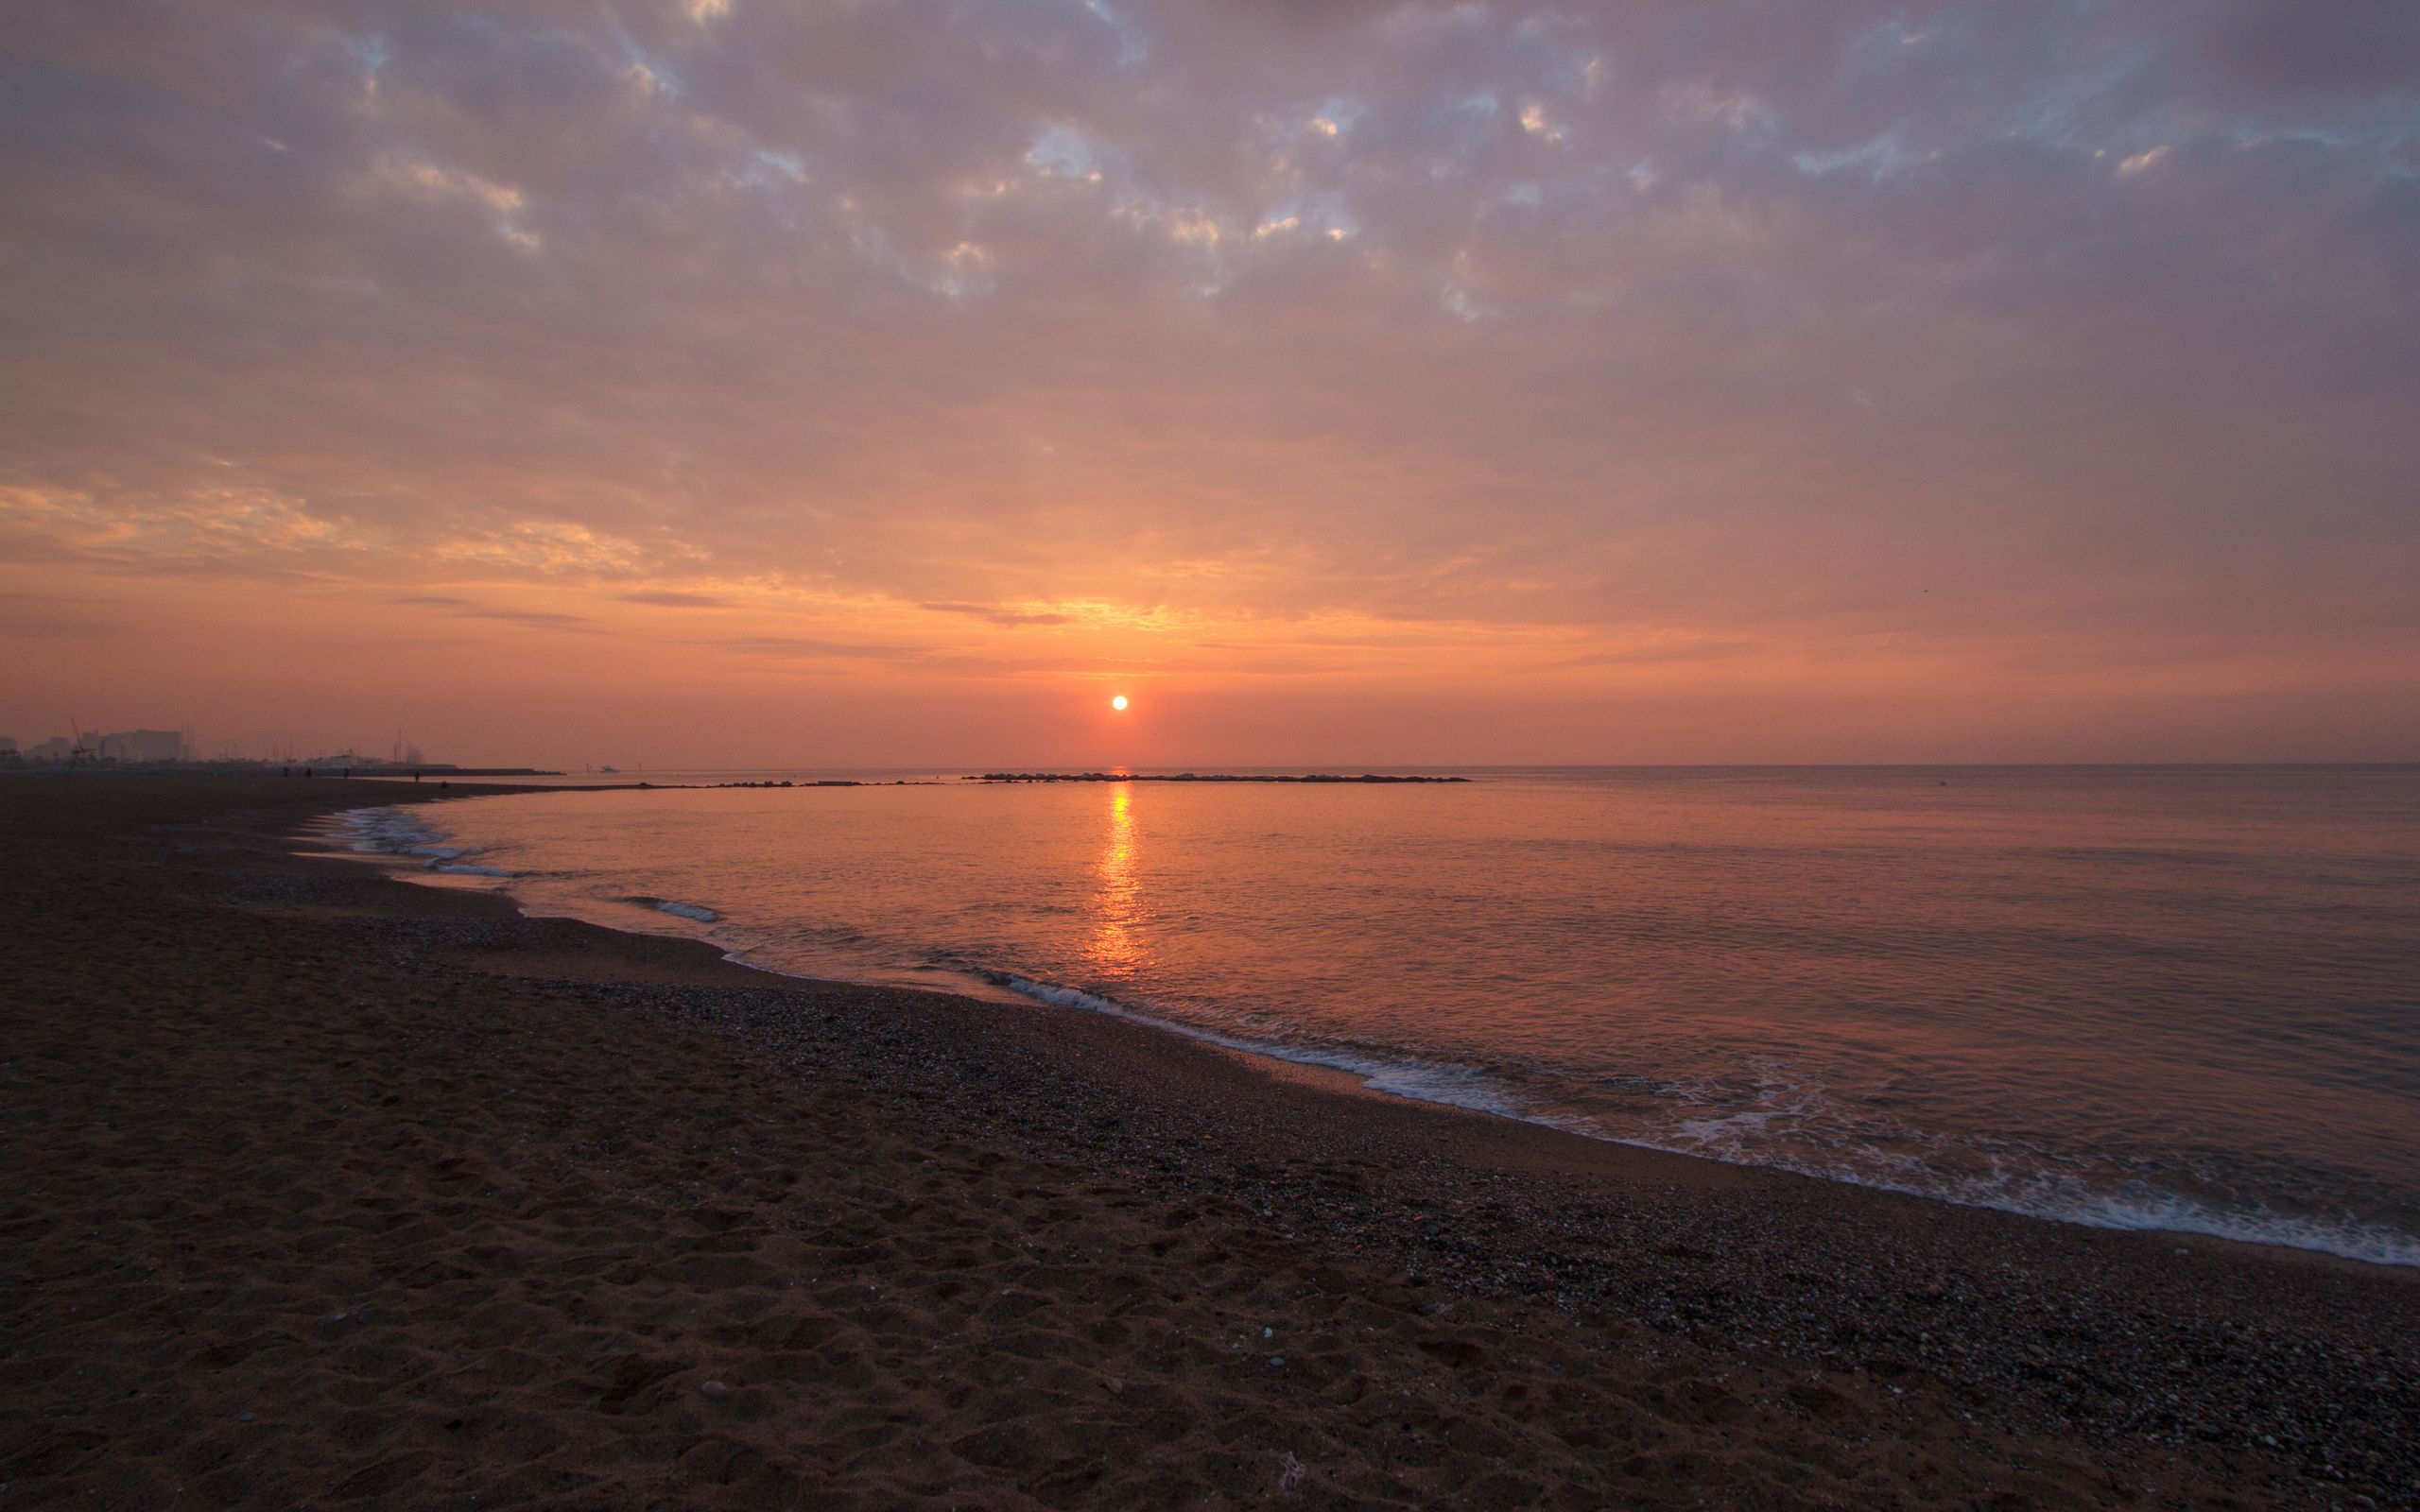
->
1 776 2412 1508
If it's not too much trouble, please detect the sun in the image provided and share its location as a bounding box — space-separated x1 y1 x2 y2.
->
1111 694 1129 712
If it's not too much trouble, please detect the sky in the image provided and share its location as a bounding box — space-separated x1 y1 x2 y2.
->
3 0 2416 767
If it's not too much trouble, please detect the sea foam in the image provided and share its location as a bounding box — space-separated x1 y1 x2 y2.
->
332 807 510 875
996 973 2420 1266
628 896 723 923
988 972 1542 1125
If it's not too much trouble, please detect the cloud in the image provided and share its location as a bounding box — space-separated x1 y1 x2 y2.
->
0 0 2415 755
0 603 123 639
917 600 1074 627
393 595 599 629
1557 637 1762 668
617 590 737 609
705 636 931 662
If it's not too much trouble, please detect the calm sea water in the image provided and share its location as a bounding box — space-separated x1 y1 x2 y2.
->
337 766 2420 1265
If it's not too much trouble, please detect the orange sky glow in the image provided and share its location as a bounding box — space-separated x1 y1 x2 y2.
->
4 1 2416 766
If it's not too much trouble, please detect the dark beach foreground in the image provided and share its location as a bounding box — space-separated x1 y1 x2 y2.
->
2 778 2412 1509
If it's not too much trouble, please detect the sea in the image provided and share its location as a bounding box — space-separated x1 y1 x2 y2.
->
333 765 2420 1267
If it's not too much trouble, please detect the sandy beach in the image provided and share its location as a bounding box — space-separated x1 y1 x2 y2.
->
2 776 2413 1509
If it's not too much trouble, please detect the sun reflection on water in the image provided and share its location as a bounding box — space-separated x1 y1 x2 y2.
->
1082 783 1147 979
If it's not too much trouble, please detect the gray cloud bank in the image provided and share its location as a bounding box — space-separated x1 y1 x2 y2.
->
2 0 2415 671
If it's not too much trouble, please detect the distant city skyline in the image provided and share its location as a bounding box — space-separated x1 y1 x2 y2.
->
4 1 2416 765
7 728 190 765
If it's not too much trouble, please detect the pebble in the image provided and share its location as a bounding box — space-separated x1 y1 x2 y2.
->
700 1380 729 1400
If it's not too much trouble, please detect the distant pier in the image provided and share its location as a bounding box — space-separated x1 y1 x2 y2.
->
969 772 1468 784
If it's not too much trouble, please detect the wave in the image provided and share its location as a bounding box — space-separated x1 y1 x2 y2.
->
986 972 2420 1267
331 806 514 878
1595 1057 2420 1266
1707 1142 2420 1269
333 806 445 855
624 895 724 923
989 972 1564 1125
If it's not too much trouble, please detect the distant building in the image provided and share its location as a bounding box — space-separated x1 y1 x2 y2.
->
118 729 185 763
9 729 187 763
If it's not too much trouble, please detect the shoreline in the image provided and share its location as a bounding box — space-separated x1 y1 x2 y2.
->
326 790 2420 1276
4 776 2414 1507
